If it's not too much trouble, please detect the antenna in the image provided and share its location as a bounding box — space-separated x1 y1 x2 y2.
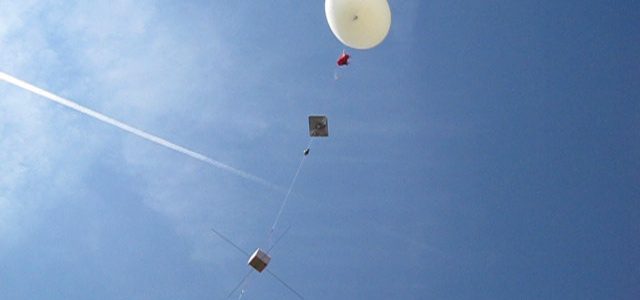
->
267 270 305 299
211 228 249 256
210 227 304 299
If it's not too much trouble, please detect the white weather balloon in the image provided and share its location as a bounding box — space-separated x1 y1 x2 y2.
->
325 0 391 50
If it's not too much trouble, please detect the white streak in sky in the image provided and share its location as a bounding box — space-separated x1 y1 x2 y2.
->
0 72 277 190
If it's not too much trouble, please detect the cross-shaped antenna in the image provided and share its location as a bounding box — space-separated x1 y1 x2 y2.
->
210 227 304 299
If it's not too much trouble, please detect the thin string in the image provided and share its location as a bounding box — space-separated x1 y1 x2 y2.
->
267 138 314 249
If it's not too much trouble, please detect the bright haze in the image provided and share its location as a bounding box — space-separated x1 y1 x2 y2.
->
0 1 638 299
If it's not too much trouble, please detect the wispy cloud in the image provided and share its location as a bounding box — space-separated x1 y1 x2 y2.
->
0 1 280 259
0 85 90 248
0 72 278 190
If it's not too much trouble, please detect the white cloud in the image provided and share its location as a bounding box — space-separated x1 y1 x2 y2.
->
0 1 38 40
0 3 52 246
0 86 95 248
0 1 279 265
0 0 140 249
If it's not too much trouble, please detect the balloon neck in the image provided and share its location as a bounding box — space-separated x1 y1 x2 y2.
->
352 15 358 21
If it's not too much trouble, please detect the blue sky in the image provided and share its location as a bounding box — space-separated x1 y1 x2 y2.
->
1 1 639 299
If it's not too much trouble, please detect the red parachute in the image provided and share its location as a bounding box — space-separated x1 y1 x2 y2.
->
336 51 350 66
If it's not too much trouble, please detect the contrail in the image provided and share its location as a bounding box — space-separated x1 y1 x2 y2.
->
0 72 278 190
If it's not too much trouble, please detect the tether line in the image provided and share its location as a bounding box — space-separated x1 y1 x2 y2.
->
267 138 314 249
